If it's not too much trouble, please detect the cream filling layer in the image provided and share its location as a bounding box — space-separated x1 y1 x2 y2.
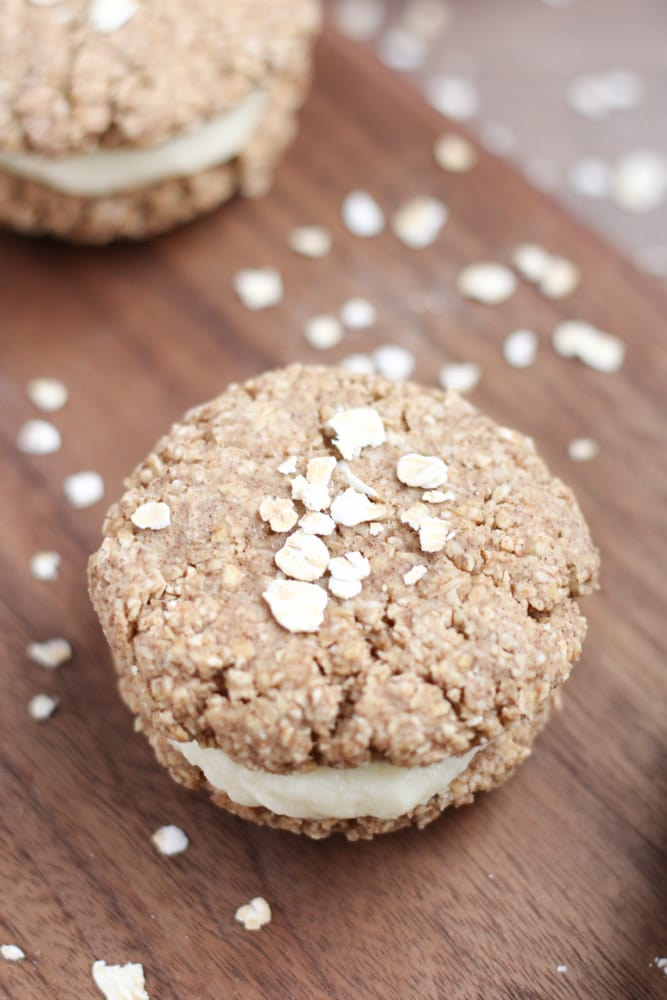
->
0 90 267 197
174 739 482 821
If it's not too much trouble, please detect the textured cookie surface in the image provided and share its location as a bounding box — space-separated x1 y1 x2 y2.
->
0 0 320 156
89 365 599 786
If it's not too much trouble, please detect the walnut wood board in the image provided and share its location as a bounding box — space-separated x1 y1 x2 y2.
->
1 26 665 1000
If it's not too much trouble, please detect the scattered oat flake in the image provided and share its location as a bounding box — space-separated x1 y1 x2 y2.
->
63 470 104 508
340 298 376 330
259 497 298 533
425 75 479 121
377 28 427 73
569 158 611 200
328 551 371 582
404 564 427 585
419 517 452 552
233 268 283 310
329 577 362 599
503 329 538 368
553 321 624 372
27 377 68 412
291 475 330 512
333 0 384 41
331 488 385 527
151 825 189 857
556 965 568 974
397 453 448 489
655 957 667 973
342 464 378 498
92 960 149 1000
131 501 171 531
27 637 72 669
299 512 335 535
263 579 328 633
17 418 61 455
457 263 517 304
540 256 580 299
611 150 667 213
289 226 331 258
30 550 61 581
342 191 385 237
392 196 448 249
434 133 477 173
400 502 429 530
1 945 25 961
235 897 272 931
306 456 337 486
88 0 137 33
341 353 376 375
327 406 386 460
28 693 59 720
439 362 481 393
277 456 298 475
479 120 516 156
568 437 598 462
275 530 330 582
304 314 343 351
368 522 384 536
512 243 551 283
373 345 415 382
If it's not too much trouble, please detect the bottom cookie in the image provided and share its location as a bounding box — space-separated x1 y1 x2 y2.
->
146 697 554 841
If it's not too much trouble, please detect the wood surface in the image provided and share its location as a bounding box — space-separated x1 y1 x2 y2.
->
1 25 666 1000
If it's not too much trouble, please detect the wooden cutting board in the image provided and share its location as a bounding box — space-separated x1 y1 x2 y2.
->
2 25 665 1000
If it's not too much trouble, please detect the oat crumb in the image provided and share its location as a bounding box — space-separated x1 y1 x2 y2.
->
28 693 59 720
30 550 61 581
131 502 171 531
259 497 299 533
568 438 598 462
151 825 189 856
404 564 427 585
233 268 283 310
263 579 328 633
27 637 72 669
235 897 272 931
17 419 61 455
1 945 25 962
92 960 149 1000
27 377 68 412
63 471 104 508
289 226 332 258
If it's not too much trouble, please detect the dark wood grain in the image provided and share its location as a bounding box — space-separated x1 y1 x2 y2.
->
1 26 666 1000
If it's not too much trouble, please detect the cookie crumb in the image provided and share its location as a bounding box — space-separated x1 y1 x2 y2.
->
340 298 376 330
17 419 61 455
503 329 538 369
329 551 371 599
392 196 448 249
259 497 299 533
275 530 330 582
92 960 149 1000
131 502 171 531
403 564 427 585
291 475 331 512
556 964 567 974
235 897 272 931
304 315 343 351
439 362 481 393
28 693 59 720
30 550 61 581
372 345 415 382
1 945 25 962
305 455 336 487
342 191 385 237
419 517 452 552
512 243 551 283
27 377 68 412
568 437 598 462
27 638 72 669
397 453 448 489
63 471 104 508
368 521 384 536
434 133 477 173
151 825 189 856
457 263 517 304
233 268 283 310
88 0 138 34
326 407 386 459
263 579 328 633
342 464 379 498
331 488 385 526
289 226 332 258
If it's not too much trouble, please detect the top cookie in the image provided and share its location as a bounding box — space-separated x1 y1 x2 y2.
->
0 0 320 156
88 365 599 775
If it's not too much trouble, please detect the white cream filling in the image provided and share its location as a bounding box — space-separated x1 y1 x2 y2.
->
175 739 482 821
0 90 267 197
